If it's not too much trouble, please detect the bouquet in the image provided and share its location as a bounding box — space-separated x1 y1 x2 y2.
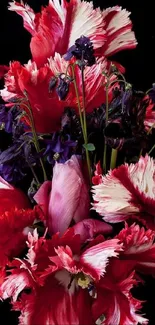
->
0 1 155 324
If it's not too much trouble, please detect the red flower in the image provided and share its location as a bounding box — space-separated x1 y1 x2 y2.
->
116 222 155 276
0 207 40 268
1 56 115 133
8 1 137 68
92 162 103 185
144 101 155 131
0 228 121 324
92 259 148 325
0 175 30 215
0 65 9 79
92 155 155 229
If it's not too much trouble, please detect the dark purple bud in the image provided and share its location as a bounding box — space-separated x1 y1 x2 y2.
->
56 77 69 100
105 136 124 150
148 83 155 103
48 77 57 92
64 35 95 67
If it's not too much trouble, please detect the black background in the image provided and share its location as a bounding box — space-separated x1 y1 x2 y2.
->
0 0 155 324
0 0 155 90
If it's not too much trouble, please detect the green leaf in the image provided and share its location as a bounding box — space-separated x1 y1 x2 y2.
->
83 143 95 151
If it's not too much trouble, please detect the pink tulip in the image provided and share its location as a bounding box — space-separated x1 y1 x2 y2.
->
0 176 30 215
34 155 90 235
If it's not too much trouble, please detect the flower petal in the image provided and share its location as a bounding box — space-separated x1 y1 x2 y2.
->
92 155 155 228
80 238 122 280
72 219 113 243
117 223 155 275
34 181 51 218
101 6 137 57
48 155 89 235
8 1 36 35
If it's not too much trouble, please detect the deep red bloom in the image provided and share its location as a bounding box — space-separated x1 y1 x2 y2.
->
116 222 155 276
92 162 103 185
0 175 30 215
0 65 9 79
0 228 121 324
92 259 148 325
0 207 40 268
1 56 115 133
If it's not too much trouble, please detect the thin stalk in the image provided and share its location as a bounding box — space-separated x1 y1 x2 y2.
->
21 100 47 181
139 122 155 158
148 143 155 155
71 64 91 181
81 66 91 180
109 79 127 87
110 148 118 170
27 160 40 186
103 83 109 173
71 65 84 135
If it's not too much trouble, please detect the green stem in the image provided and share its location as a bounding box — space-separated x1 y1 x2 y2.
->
71 65 84 135
147 122 155 135
139 122 155 158
110 148 118 170
103 83 109 173
27 160 40 186
21 100 47 182
81 66 91 180
148 143 155 155
109 79 127 87
71 64 91 181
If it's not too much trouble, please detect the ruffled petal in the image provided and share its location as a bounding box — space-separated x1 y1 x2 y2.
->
80 238 122 280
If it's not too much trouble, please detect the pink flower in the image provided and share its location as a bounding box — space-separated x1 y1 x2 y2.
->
0 175 30 215
0 227 122 325
34 155 90 235
116 222 155 276
8 1 137 68
1 55 115 133
92 155 155 229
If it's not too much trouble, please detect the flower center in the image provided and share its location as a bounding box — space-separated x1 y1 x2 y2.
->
95 314 106 325
76 272 92 289
53 152 60 160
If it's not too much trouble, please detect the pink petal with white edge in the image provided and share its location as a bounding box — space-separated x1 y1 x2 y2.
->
72 219 113 243
80 238 123 280
8 1 36 35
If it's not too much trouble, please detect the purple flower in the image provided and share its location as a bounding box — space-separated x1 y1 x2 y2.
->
147 83 155 103
0 105 25 135
0 105 13 133
0 144 26 183
48 77 57 92
0 132 39 184
64 35 95 66
44 133 77 164
56 75 70 100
